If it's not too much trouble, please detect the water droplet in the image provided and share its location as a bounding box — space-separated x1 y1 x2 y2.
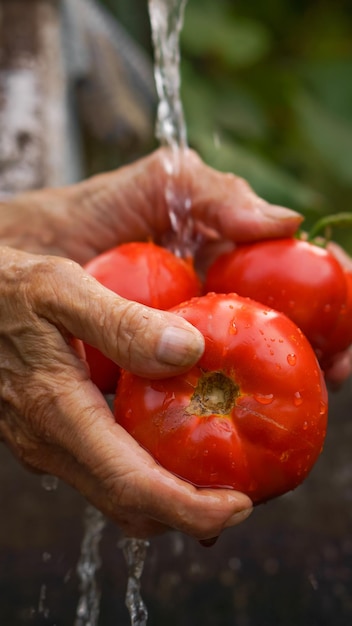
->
254 393 274 405
323 304 332 314
288 300 295 310
229 320 237 335
287 353 296 366
278 338 284 344
319 401 327 416
269 349 274 356
293 391 303 406
303 421 308 430
280 451 289 462
203 449 209 456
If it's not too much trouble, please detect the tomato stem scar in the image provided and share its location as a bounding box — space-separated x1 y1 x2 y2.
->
186 371 239 416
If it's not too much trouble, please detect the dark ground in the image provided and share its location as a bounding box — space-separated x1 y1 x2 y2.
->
0 379 351 626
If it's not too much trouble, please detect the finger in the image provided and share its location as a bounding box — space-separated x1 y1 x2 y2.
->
48 379 253 539
32 255 205 378
180 150 303 241
1 379 252 539
72 148 302 253
0 396 169 537
0 324 245 540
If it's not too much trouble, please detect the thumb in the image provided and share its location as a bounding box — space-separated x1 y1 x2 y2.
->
35 257 205 378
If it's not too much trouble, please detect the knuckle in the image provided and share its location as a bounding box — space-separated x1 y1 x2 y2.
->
115 301 159 365
31 257 81 310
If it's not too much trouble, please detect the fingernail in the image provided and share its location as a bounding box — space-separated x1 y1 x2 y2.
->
156 325 205 367
263 204 302 221
224 507 253 528
199 536 219 548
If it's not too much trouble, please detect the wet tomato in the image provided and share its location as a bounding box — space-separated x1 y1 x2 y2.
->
84 241 201 393
204 237 352 363
114 293 328 504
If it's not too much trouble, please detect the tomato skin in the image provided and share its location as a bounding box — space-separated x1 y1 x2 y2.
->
204 238 348 359
84 242 201 393
114 293 328 504
83 346 120 395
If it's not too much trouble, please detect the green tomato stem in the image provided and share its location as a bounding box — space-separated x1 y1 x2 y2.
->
308 212 352 241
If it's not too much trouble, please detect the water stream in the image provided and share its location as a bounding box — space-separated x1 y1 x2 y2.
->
74 3 190 625
119 538 150 626
148 0 196 259
74 506 106 626
148 0 188 149
115 4 192 625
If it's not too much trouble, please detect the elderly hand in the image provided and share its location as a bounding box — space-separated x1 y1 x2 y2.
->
0 148 302 539
0 147 301 263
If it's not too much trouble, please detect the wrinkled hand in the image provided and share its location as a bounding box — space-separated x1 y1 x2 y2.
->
0 246 252 539
0 148 302 538
0 147 301 264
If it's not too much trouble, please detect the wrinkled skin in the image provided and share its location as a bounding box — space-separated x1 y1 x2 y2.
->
0 147 304 539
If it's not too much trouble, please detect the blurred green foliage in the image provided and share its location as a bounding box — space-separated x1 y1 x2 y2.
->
98 0 352 249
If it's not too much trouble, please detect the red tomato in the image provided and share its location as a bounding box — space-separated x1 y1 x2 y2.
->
114 293 328 504
204 238 349 361
84 241 201 393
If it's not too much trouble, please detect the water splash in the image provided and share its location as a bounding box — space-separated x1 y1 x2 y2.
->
119 537 150 626
74 505 106 626
148 0 196 258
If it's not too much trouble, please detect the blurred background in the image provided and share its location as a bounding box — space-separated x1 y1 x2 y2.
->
91 0 352 250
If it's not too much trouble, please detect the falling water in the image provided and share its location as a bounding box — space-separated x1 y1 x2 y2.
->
148 0 188 149
148 0 196 258
119 538 150 626
74 505 106 626
116 5 191 624
72 4 191 625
